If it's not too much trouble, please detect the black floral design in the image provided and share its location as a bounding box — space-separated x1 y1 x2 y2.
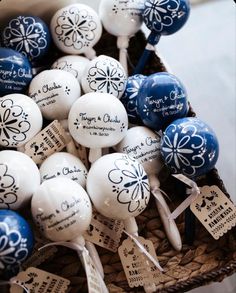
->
108 155 150 213
0 99 31 147
55 6 97 50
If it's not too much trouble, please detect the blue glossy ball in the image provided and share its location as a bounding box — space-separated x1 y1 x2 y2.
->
137 72 189 131
161 117 219 178
0 48 32 96
143 0 191 36
0 210 34 276
2 15 51 61
120 74 147 124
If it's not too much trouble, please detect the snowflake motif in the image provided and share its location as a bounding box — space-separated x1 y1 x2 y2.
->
55 7 97 50
87 58 126 97
143 0 180 32
0 222 29 270
143 104 150 116
0 99 31 147
108 155 150 213
65 86 71 95
120 123 126 132
3 16 48 60
74 119 80 129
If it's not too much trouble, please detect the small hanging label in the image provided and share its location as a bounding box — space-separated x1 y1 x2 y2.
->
118 237 162 288
24 120 71 164
81 249 104 293
10 267 70 293
190 185 236 239
84 212 124 252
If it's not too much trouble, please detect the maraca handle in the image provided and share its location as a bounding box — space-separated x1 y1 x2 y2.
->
117 36 129 75
85 241 104 279
185 187 196 245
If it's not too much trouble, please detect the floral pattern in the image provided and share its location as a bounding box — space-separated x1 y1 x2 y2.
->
143 0 180 32
0 222 29 270
86 58 127 97
108 155 150 213
0 98 31 147
55 6 97 50
0 164 18 209
3 16 49 60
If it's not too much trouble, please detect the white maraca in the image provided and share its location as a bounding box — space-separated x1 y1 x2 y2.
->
50 4 102 59
28 69 81 121
68 93 128 163
0 150 40 210
0 94 42 148
81 55 127 99
116 126 182 251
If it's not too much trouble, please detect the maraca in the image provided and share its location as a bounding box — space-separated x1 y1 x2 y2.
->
0 150 40 210
28 69 81 120
161 117 219 243
68 93 128 163
120 74 147 124
0 94 43 148
51 55 90 83
0 48 32 96
81 55 127 99
99 0 145 74
134 0 190 74
31 177 108 292
137 72 189 131
50 4 102 59
2 15 51 61
116 126 182 250
39 152 87 188
0 209 34 277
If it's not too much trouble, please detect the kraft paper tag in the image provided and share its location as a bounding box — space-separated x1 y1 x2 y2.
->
84 212 124 252
10 267 70 293
190 185 236 239
118 237 162 288
24 120 71 164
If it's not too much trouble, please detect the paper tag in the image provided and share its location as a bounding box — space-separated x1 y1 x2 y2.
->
84 212 124 252
24 120 71 164
81 249 104 293
190 185 236 239
118 237 162 288
10 267 70 293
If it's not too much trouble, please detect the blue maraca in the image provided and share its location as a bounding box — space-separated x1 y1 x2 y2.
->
0 48 32 96
120 74 147 125
137 72 189 131
134 0 190 74
0 210 34 277
2 15 51 62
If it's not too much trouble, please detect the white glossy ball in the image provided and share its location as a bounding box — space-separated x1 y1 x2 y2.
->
81 55 127 99
0 94 42 147
28 69 81 120
68 93 128 148
31 177 92 242
40 152 87 188
86 153 150 220
51 55 90 83
0 150 40 210
99 0 144 37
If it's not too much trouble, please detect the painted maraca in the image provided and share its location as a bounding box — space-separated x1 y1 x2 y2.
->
120 74 147 124
116 126 182 250
161 117 219 243
28 69 81 121
0 48 32 96
2 15 51 62
0 94 43 148
50 4 102 59
99 0 145 74
68 93 128 163
31 177 108 292
0 209 34 277
51 55 90 83
0 150 40 210
137 72 189 131
134 0 190 74
81 55 127 99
